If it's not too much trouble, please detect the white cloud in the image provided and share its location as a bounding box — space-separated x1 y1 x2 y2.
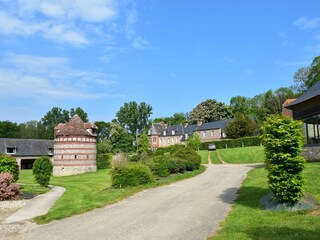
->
132 36 149 49
0 0 118 46
0 53 116 100
294 17 320 30
0 1 149 50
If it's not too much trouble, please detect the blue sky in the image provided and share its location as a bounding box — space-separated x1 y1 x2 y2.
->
0 0 320 123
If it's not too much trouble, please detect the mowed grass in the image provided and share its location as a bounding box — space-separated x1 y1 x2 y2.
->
218 146 264 164
18 166 206 224
210 151 222 164
209 162 320 240
197 150 209 164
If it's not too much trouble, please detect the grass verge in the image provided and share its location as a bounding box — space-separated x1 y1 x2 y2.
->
18 166 206 224
209 162 320 240
218 146 264 164
198 150 209 164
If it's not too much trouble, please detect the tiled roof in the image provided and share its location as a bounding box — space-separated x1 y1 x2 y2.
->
161 125 184 136
54 115 97 137
286 81 320 108
0 138 53 156
150 119 233 137
194 119 232 131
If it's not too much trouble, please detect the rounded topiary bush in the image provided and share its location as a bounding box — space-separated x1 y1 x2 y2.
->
0 155 19 182
172 146 201 171
0 173 21 201
169 157 186 174
96 154 112 169
111 163 154 188
33 156 53 187
262 115 305 204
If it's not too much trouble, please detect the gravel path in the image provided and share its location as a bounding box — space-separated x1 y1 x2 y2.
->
1 164 254 240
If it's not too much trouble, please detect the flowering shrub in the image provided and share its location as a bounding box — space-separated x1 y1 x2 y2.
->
0 173 21 201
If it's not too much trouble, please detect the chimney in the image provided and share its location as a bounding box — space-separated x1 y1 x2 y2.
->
159 122 167 129
197 120 203 126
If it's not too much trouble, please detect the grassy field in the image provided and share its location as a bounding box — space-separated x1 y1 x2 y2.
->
18 166 205 224
218 146 264 164
197 150 209 164
209 162 320 240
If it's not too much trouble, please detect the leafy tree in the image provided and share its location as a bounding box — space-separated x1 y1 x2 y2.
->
263 88 295 115
0 121 20 138
97 141 113 154
19 120 40 139
94 121 111 143
116 101 153 139
70 107 89 122
172 112 189 124
38 107 70 139
32 156 53 187
224 114 257 139
187 134 202 151
109 122 134 153
137 133 150 154
230 96 253 116
307 55 320 88
153 112 189 125
190 99 233 123
291 66 311 95
291 55 320 95
262 115 305 204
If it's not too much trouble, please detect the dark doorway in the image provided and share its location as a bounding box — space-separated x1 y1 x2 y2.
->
21 159 36 169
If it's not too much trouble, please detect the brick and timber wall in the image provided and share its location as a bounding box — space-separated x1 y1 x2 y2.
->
53 114 98 176
53 136 97 176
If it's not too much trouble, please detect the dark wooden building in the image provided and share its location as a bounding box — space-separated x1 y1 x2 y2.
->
286 81 320 160
286 81 320 144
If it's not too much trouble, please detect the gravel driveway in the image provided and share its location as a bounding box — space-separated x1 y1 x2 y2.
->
2 164 255 240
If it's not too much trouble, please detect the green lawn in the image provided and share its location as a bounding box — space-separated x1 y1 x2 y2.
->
209 162 320 240
210 151 222 164
218 146 264 164
18 166 205 224
197 150 209 164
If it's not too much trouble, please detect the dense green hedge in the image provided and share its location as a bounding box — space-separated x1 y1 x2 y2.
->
111 163 154 188
200 136 262 150
96 154 112 169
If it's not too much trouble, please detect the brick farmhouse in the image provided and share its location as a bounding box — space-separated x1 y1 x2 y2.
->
148 119 232 150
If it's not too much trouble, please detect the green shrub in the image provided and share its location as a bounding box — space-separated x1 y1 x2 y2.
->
0 173 21 200
172 146 201 171
262 115 305 204
128 154 141 162
33 156 53 187
168 157 186 174
111 163 154 188
153 155 170 177
0 155 19 182
96 154 112 169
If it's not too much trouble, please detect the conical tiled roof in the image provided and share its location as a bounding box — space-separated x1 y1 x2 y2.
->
54 115 97 137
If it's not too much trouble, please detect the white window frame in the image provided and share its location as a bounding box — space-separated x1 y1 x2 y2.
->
6 147 16 154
